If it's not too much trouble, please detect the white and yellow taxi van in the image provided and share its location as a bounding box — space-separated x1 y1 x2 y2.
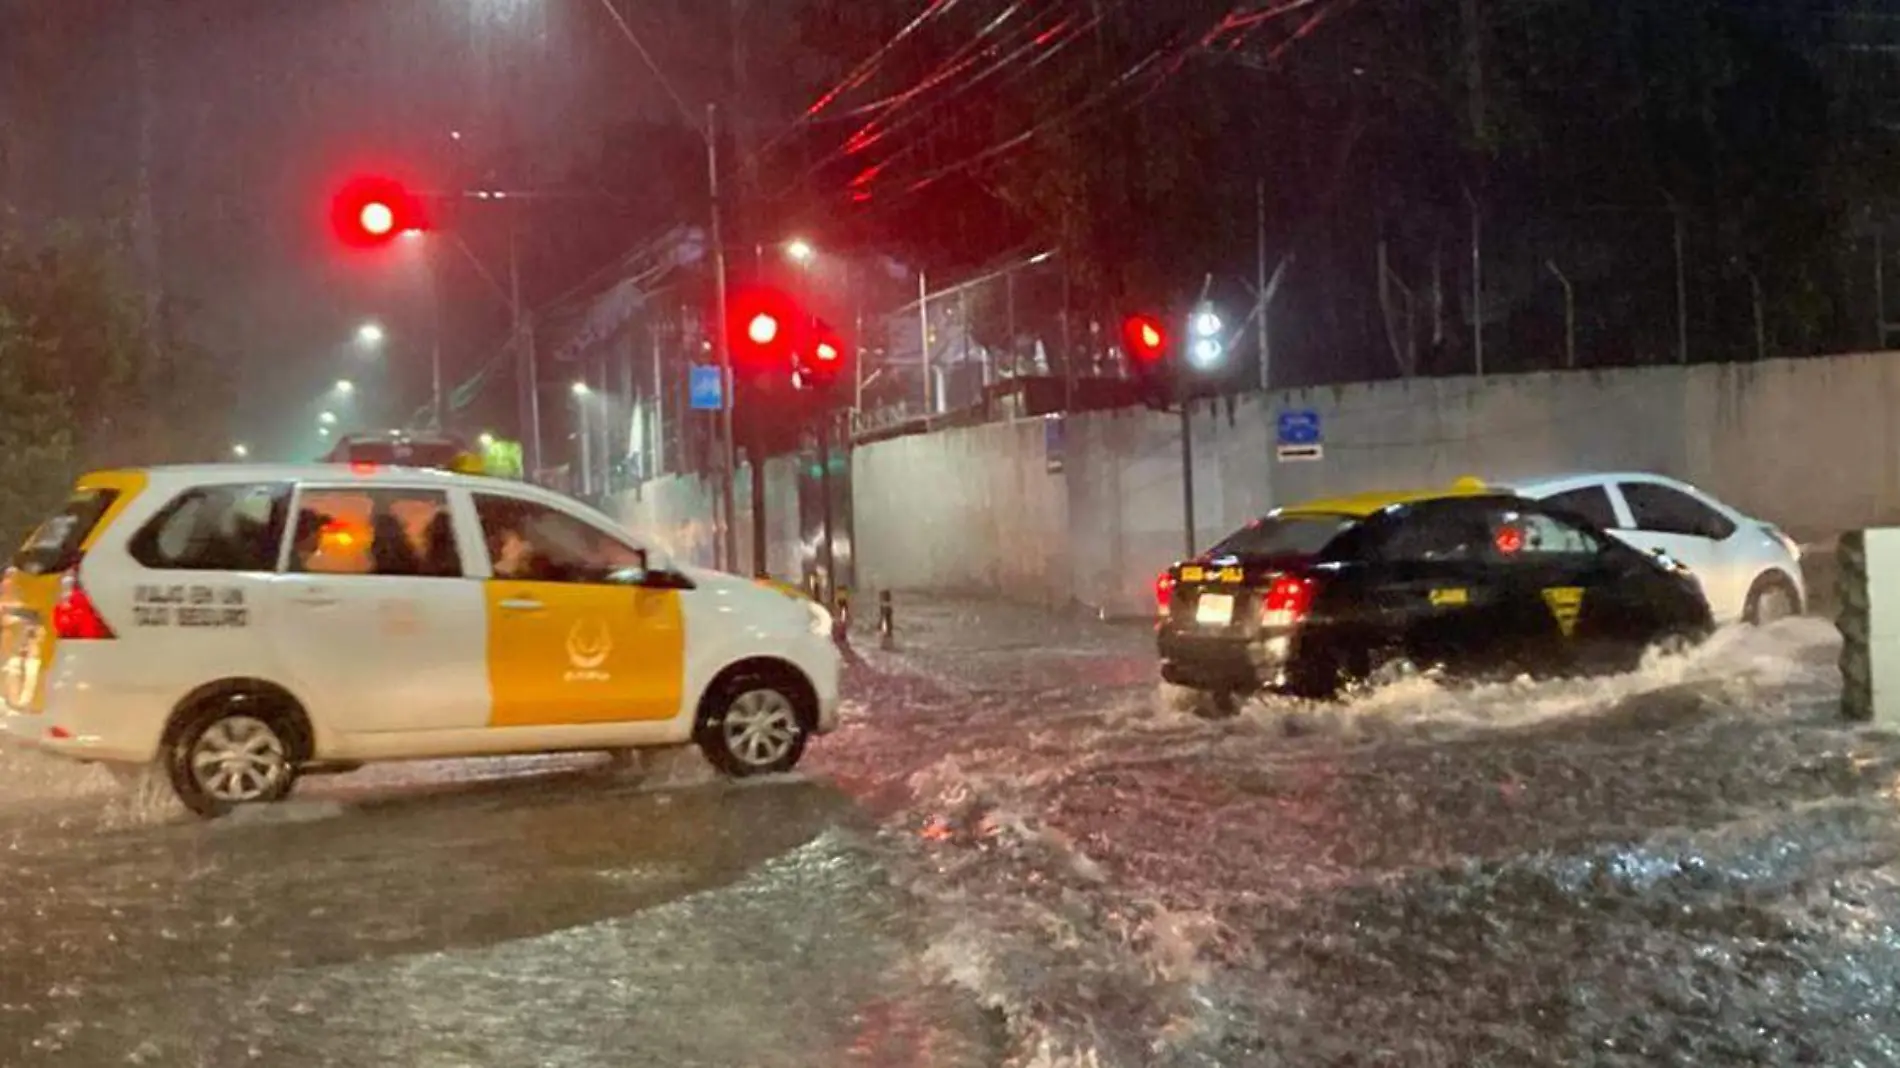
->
0 464 841 817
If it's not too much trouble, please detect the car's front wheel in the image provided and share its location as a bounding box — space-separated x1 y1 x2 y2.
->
1744 573 1801 625
166 708 299 818
696 678 810 777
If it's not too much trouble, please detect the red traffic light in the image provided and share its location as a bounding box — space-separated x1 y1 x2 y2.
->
747 312 781 346
359 201 396 238
729 287 801 371
795 322 847 392
332 176 427 248
1121 313 1169 363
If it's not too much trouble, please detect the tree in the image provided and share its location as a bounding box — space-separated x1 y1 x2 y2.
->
776 0 1900 384
0 222 232 547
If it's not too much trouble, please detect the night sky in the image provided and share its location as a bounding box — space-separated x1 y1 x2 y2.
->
3 0 725 459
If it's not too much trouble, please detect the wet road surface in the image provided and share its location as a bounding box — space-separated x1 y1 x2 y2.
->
0 758 1002 1066
1 597 1893 1066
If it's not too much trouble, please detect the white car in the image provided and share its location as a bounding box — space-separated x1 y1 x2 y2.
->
1494 472 1804 625
0 464 841 817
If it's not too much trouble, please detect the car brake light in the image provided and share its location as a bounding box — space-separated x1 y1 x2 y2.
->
350 461 378 475
1155 572 1176 615
52 570 114 640
1261 575 1316 628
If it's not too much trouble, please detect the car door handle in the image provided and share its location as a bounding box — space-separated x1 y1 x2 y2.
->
290 593 338 607
498 597 544 612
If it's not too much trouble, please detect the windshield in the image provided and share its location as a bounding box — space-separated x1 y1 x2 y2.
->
1207 514 1357 559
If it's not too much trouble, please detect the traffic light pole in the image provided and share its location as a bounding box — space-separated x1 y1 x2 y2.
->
1179 369 1196 559
818 406 836 607
427 236 445 430
707 103 739 573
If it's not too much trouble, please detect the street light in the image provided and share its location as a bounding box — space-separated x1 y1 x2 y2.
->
355 322 385 348
785 238 816 264
477 432 495 448
334 379 356 396
570 381 591 398
318 410 338 426
231 443 249 459
318 426 332 439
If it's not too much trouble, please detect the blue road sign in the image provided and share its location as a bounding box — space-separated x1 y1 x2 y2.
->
1277 409 1321 446
688 365 724 411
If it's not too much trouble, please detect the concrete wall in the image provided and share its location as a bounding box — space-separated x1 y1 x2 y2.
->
612 352 1900 618
853 353 1900 618
610 456 802 578
852 419 1071 604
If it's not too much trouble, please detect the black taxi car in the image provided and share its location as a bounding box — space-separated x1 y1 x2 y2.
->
1156 480 1713 702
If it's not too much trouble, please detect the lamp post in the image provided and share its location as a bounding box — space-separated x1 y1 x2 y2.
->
572 380 594 498
1180 303 1227 556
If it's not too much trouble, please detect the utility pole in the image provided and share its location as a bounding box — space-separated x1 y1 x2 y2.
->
749 423 767 577
509 215 543 477
1672 199 1689 365
708 102 739 572
918 271 933 415
1179 364 1196 559
1546 260 1576 370
1467 187 1483 377
818 408 837 607
427 238 446 429
851 266 865 415
650 322 666 475
1256 178 1271 391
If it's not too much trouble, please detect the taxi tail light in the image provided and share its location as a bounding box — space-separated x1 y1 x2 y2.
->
52 569 114 641
1155 572 1175 616
1260 575 1316 628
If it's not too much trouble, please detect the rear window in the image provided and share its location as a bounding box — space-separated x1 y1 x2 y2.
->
1208 514 1357 559
1541 485 1619 530
10 489 121 576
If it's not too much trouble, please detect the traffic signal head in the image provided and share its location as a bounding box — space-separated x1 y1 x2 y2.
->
332 176 428 249
729 287 801 372
1121 313 1170 365
795 322 848 393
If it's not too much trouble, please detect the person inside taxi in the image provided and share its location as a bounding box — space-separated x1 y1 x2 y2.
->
477 496 645 584
487 522 542 580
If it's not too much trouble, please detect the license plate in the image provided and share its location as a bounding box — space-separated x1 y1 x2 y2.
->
1195 593 1234 626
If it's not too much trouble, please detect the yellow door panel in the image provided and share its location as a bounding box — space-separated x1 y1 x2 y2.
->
484 580 685 727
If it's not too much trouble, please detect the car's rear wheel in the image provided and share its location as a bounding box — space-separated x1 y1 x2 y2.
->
1188 689 1243 720
697 679 810 777
166 708 299 818
1744 573 1801 625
